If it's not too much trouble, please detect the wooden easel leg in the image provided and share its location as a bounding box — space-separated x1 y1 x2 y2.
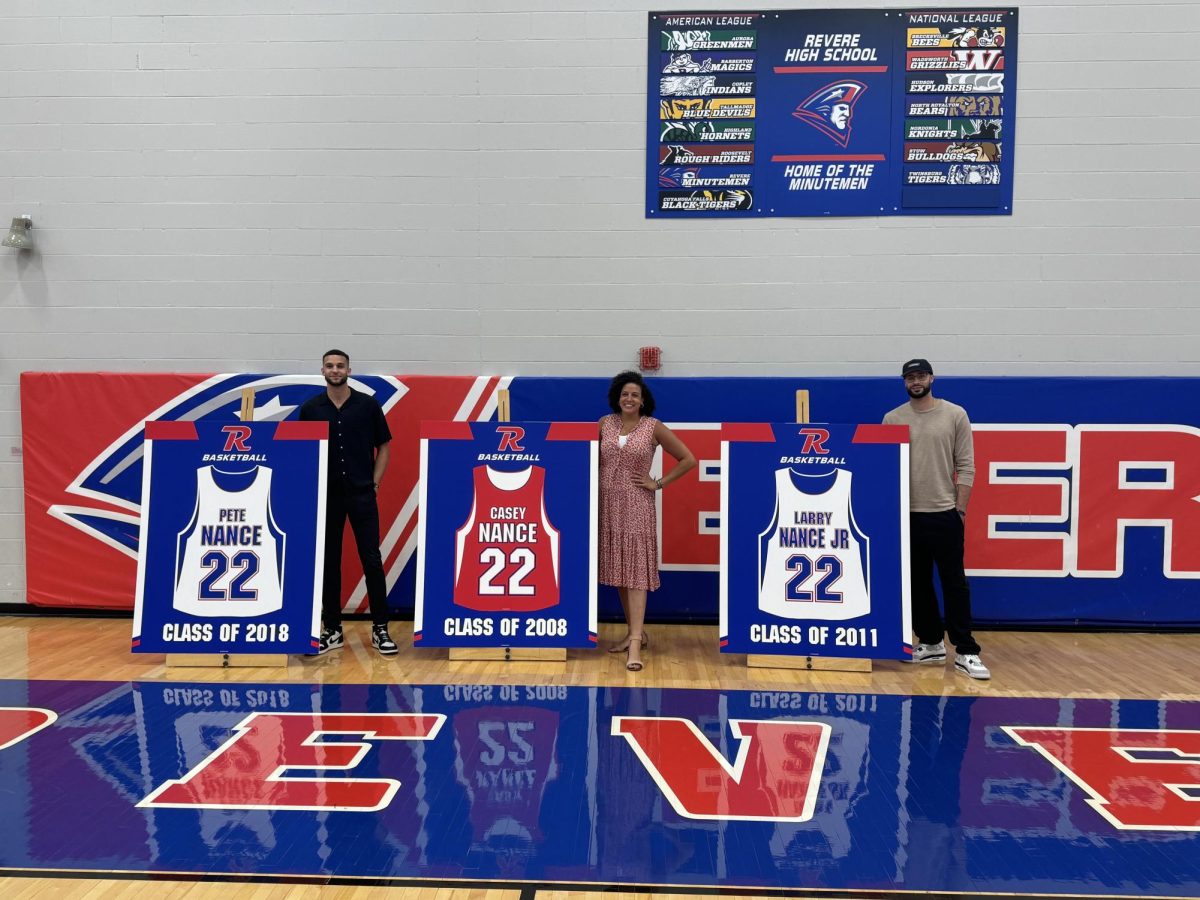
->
747 654 871 672
166 653 289 668
448 647 567 662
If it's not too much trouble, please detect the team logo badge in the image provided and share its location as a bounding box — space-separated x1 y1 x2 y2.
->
663 52 713 73
905 141 1001 163
660 75 717 97
221 425 253 452
950 26 1005 47
497 426 526 452
798 428 831 454
659 189 753 212
659 167 751 189
661 120 711 142
659 144 753 165
948 163 1001 185
792 81 867 147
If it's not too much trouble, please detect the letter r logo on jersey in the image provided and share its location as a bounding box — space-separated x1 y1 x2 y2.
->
497 426 526 452
799 428 831 454
221 425 253 452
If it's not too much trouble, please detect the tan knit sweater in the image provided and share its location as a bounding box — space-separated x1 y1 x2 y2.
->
883 398 975 512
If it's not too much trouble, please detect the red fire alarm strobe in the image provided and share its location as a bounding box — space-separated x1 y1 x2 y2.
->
639 346 662 372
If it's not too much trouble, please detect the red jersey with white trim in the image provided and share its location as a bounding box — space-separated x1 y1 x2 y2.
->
453 466 561 612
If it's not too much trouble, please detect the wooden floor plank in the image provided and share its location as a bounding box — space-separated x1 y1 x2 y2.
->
1 616 1197 701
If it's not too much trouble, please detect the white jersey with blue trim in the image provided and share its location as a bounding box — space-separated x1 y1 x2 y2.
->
757 467 870 621
173 466 285 618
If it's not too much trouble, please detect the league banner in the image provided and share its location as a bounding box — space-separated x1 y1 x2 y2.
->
647 8 1018 217
133 421 326 655
719 423 911 658
415 421 598 648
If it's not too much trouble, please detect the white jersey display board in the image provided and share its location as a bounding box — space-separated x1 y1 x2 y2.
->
720 423 912 660
134 420 325 655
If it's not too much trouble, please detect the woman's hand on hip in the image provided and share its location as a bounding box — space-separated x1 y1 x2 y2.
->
631 473 659 491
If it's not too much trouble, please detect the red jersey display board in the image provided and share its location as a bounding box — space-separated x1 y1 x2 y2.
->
415 421 599 648
720 423 912 659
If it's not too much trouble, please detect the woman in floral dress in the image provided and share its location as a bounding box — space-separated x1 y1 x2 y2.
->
598 371 695 670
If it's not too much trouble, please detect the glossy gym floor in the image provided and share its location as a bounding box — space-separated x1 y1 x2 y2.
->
0 618 1198 899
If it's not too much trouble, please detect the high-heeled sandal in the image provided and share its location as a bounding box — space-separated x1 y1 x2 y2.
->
608 630 649 653
626 634 645 671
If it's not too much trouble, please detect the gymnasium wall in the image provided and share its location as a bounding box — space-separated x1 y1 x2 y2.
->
2 1 1199 605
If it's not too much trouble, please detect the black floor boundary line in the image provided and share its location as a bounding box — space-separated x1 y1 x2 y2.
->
0 868 1176 900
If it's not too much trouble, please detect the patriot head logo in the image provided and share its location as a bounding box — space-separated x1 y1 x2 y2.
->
49 374 410 558
792 80 867 147
658 166 700 188
27 370 514 612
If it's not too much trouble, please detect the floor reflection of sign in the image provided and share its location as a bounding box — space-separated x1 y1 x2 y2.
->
5 679 1200 892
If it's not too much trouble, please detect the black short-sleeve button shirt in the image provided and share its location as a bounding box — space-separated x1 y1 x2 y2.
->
298 388 392 490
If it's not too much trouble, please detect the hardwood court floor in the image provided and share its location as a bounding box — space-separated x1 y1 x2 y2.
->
1 616 1198 701
1 615 1199 900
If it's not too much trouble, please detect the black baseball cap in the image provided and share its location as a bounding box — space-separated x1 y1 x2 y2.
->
901 358 934 377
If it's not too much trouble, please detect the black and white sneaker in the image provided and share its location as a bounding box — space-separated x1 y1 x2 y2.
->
372 624 398 656
910 641 946 664
317 627 343 655
954 653 991 680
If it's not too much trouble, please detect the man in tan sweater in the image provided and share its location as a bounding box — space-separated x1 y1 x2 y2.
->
883 359 990 680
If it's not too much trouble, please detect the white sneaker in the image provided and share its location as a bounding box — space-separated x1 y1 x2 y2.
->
954 653 991 680
911 641 946 664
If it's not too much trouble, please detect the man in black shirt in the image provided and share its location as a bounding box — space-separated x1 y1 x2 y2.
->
299 349 397 656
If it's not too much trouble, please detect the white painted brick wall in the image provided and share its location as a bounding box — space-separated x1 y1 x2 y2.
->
1 1 1198 603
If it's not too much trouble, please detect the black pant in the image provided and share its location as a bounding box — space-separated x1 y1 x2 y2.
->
910 510 980 655
323 483 389 628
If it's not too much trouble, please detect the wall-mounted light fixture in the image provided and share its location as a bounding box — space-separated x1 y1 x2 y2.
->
2 216 34 251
